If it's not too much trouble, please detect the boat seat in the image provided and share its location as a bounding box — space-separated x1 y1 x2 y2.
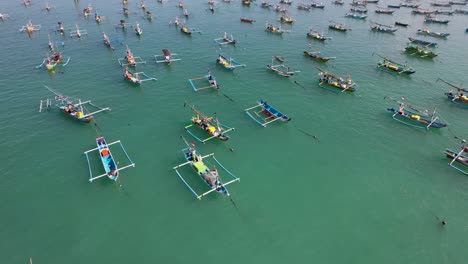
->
193 161 207 173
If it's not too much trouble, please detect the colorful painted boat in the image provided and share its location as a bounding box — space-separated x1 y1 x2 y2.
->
329 22 351 31
417 29 450 38
96 137 119 180
245 100 291 127
376 54 415 74
217 54 246 70
387 108 447 128
185 106 234 143
317 67 357 92
405 43 438 58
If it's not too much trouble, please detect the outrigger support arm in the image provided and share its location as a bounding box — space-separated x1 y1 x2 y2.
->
201 127 235 143
84 140 121 154
173 153 215 169
89 164 135 182
450 148 466 165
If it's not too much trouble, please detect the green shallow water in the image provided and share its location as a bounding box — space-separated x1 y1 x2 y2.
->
1 0 468 263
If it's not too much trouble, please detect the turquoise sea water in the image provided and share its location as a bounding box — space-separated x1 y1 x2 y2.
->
1 0 468 263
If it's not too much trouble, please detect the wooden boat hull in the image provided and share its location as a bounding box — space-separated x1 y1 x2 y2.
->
405 44 438 58
96 137 119 180
387 108 447 128
59 106 92 123
240 18 255 23
444 149 468 166
190 117 230 141
378 63 415 74
183 149 228 195
408 37 437 46
446 92 468 108
259 99 291 122
304 51 332 62
395 22 409 27
417 30 450 38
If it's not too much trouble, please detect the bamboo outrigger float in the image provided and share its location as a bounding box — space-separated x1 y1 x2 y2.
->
214 32 236 45
384 96 447 130
118 46 146 67
245 99 292 127
39 85 110 123
437 78 468 108
188 71 220 92
19 20 41 35
154 49 181 64
123 66 157 84
217 54 246 70
375 53 415 74
173 137 239 200
185 105 234 143
84 137 135 182
267 57 300 77
445 140 468 175
316 67 357 92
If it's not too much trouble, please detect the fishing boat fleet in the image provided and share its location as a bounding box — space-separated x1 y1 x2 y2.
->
16 0 468 200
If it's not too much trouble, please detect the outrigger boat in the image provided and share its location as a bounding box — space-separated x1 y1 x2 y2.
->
214 32 236 45
350 6 368 13
298 3 312 10
417 29 450 38
245 99 291 127
242 0 251 6
280 14 295 24
366 0 379 3
307 29 331 41
384 96 447 130
279 0 293 4
375 7 395 14
437 78 468 108
144 10 153 21
387 3 401 8
185 105 234 143
20 20 41 35
434 9 454 15
180 24 202 35
267 57 300 77
412 8 434 15
217 54 246 70
135 22 143 36
401 2 419 8
173 137 239 200
69 24 88 38
316 67 357 92
265 23 288 34
374 53 415 74
154 49 181 65
408 37 437 47
261 1 274 8
404 43 438 58
303 51 335 62
274 5 287 13
39 85 110 123
188 71 220 92
431 1 451 7
275 56 286 62
370 21 397 33
332 0 345 4
450 0 466 5
84 137 135 182
328 21 351 31
123 66 157 84
0 13 10 22
351 0 367 6
183 8 190 17
94 11 106 24
36 51 70 71
118 46 146 67
123 7 130 16
240 17 255 23
56 22 65 35
116 19 129 30
310 1 325 8
395 21 409 27
345 12 368 19
444 140 468 175
424 15 450 24
43 2 55 12
177 1 184 8
102 32 114 50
